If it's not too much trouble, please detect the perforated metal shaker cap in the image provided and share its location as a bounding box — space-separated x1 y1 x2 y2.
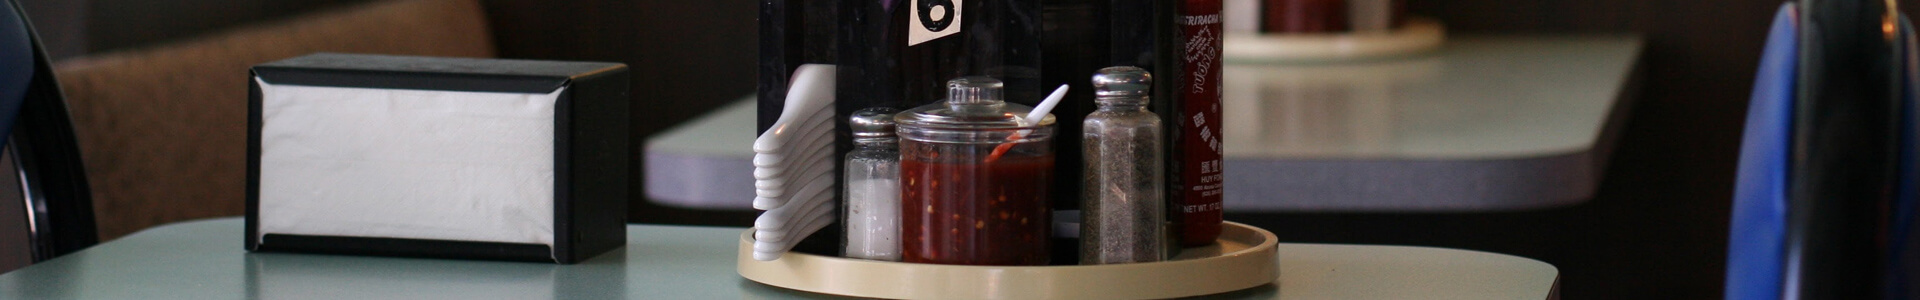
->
1093 66 1153 99
849 107 900 138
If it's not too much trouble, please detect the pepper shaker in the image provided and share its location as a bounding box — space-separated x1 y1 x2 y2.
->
1081 67 1166 264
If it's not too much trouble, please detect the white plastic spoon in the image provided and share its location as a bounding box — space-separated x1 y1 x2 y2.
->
752 65 836 153
752 137 833 180
986 84 1069 162
754 199 834 242
756 156 833 195
755 215 832 248
754 172 833 215
753 215 834 261
752 104 833 159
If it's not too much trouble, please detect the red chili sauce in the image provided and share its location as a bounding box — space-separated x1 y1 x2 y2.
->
900 142 1053 265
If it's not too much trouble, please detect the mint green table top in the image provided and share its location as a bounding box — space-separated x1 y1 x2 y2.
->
0 218 1557 299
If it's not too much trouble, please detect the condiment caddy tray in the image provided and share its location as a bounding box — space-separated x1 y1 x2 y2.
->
736 221 1280 299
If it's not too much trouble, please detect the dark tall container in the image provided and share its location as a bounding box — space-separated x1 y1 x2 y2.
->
762 0 1051 256
760 0 1203 260
1170 0 1226 247
1788 0 1902 298
1043 0 1111 215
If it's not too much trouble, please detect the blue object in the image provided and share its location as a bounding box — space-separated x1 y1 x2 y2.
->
1725 3 1796 300
0 0 33 144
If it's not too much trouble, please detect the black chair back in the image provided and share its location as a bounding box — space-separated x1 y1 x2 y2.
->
2 0 96 266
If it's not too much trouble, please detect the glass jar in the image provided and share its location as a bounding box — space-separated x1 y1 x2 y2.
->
894 76 1054 266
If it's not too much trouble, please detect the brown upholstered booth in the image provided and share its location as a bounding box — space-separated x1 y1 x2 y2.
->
52 0 495 240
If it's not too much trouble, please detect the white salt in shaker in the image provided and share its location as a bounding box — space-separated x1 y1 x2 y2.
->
843 108 902 261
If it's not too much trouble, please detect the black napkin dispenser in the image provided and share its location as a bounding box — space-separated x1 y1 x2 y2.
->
245 53 629 264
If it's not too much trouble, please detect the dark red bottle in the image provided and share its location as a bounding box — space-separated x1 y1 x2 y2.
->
1173 0 1225 247
1263 0 1348 33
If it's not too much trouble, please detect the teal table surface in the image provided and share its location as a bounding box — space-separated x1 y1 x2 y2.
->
0 218 1557 299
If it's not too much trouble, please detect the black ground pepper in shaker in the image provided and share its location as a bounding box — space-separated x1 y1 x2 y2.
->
1081 67 1166 264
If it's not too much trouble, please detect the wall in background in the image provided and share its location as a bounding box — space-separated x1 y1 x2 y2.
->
21 0 764 228
84 0 372 55
12 0 82 59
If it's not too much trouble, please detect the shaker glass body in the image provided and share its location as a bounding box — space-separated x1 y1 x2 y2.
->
844 139 902 260
1082 66 1166 264
1081 103 1165 264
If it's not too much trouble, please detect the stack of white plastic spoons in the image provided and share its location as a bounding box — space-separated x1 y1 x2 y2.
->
751 64 840 261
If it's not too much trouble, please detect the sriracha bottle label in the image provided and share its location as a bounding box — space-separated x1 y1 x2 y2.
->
1176 0 1224 246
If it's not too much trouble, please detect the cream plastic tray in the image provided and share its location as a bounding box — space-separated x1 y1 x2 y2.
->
737 222 1279 299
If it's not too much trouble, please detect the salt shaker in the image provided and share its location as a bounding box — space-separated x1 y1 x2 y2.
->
844 108 903 261
1081 67 1165 264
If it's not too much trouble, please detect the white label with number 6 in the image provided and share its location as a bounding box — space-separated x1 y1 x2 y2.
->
908 0 962 46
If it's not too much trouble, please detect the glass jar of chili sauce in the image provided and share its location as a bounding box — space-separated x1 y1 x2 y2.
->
894 76 1055 266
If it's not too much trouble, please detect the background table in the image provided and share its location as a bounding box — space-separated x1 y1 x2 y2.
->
0 218 1557 299
645 35 1642 212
